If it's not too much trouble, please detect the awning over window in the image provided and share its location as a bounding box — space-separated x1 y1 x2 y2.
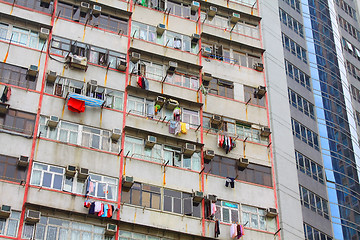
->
68 93 104 107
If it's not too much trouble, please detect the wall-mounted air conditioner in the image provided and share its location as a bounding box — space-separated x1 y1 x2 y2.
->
266 208 278 217
0 205 11 218
261 127 271 137
202 47 212 57
27 65 38 77
92 5 102 16
39 28 50 39
254 85 266 99
230 12 240 23
46 115 59 128
254 62 264 72
167 61 178 74
65 165 77 177
204 149 215 163
68 55 88 70
17 155 29 167
207 194 217 202
105 223 117 235
202 72 212 83
117 60 127 71
191 33 200 44
122 175 134 188
156 23 166 35
78 168 89 180
145 135 157 148
183 143 196 156
130 52 140 62
237 157 249 169
193 191 204 203
25 210 41 223
80 2 90 14
46 70 57 83
111 128 121 141
191 1 200 11
0 102 9 114
208 6 217 17
210 115 222 125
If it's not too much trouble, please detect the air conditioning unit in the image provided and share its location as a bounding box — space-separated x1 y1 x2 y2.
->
204 149 215 163
92 5 102 16
191 1 200 11
156 23 166 35
155 96 166 108
261 127 271 137
237 158 249 169
145 135 157 148
25 210 41 223
80 2 90 13
266 207 278 217
202 47 212 57
105 223 117 235
122 175 134 188
78 168 89 180
167 61 178 73
0 102 9 114
65 165 77 177
255 85 266 99
46 115 59 128
0 205 11 218
17 155 29 167
210 115 222 125
87 80 98 91
40 0 51 5
183 143 196 156
39 28 50 39
117 60 127 71
208 6 217 17
254 62 264 72
166 99 179 110
130 52 140 62
230 12 240 23
68 55 88 70
207 194 217 202
193 191 204 203
111 128 121 141
191 33 200 44
46 70 57 83
202 72 212 83
27 65 39 77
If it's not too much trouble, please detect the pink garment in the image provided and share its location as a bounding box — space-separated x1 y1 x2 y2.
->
211 203 217 215
230 224 237 239
6 87 11 101
98 203 104 216
89 181 94 193
94 202 102 213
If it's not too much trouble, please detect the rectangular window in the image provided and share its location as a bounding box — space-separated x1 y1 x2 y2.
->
0 62 37 90
244 85 265 107
214 200 239 224
0 109 36 135
0 154 27 183
241 205 267 231
87 173 118 201
300 185 329 219
291 118 319 150
38 117 120 153
30 163 65 190
0 211 20 237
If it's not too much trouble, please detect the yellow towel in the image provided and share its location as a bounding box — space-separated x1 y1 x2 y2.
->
181 122 187 134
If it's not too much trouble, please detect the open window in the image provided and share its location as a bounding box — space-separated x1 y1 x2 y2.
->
70 41 89 57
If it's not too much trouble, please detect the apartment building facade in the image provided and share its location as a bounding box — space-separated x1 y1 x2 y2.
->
0 0 290 239
279 0 360 239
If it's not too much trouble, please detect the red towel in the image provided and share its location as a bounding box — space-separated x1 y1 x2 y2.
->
137 76 143 88
68 97 85 113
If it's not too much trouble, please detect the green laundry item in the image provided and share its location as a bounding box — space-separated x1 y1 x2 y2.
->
154 104 161 114
141 0 148 7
